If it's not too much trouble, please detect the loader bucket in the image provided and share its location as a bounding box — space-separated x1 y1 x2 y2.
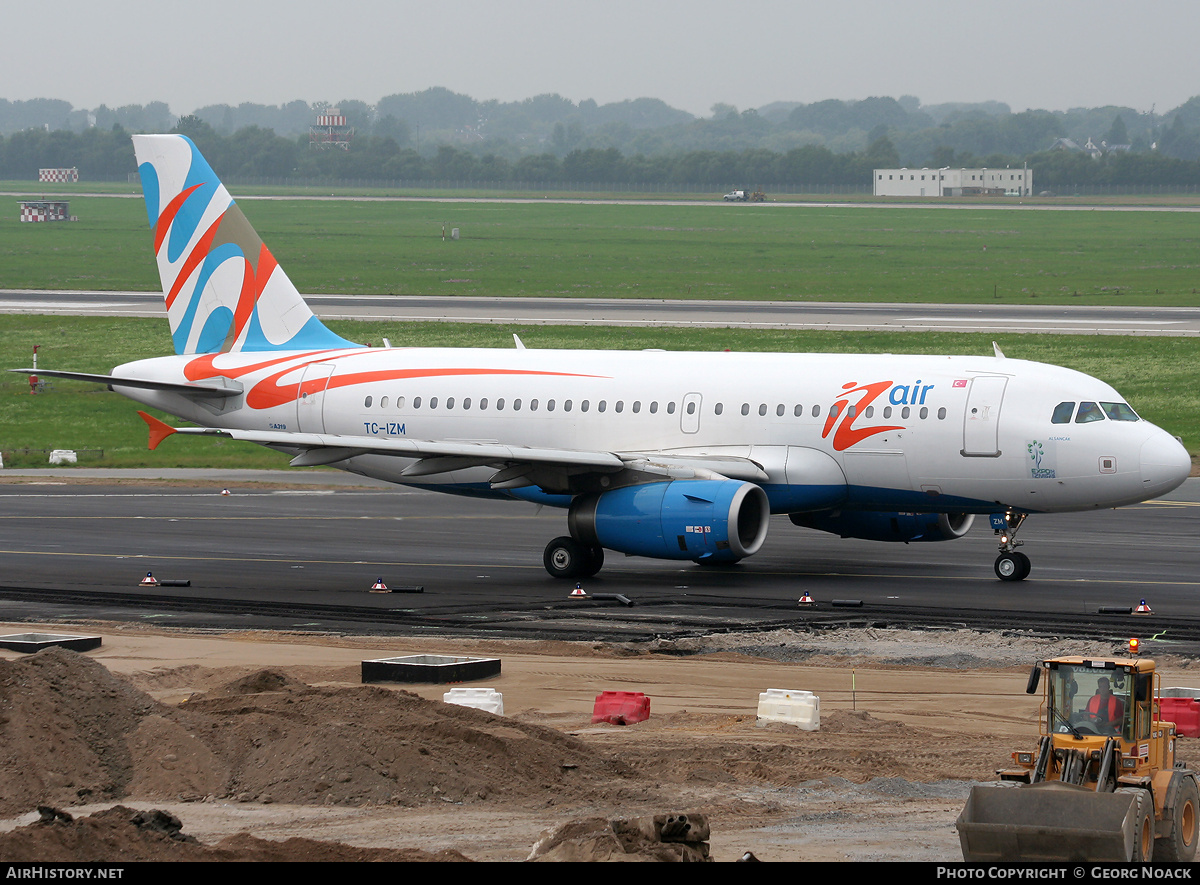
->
956 782 1148 862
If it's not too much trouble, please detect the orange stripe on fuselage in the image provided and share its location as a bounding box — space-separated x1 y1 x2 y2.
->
184 352 605 411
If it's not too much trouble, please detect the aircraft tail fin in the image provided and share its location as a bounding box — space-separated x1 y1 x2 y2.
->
131 134 357 355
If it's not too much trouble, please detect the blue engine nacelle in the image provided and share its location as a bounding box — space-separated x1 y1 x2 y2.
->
568 480 770 563
789 510 975 543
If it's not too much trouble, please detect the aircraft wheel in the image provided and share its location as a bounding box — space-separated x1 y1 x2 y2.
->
582 545 605 578
544 536 587 579
1014 552 1031 580
995 552 1030 582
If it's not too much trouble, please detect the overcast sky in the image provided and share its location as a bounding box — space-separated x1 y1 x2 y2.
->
9 0 1198 118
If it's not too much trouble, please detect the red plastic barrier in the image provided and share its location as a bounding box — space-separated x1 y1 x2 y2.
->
591 690 650 725
1160 697 1200 737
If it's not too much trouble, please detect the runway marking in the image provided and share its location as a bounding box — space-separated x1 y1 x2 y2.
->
4 548 1199 588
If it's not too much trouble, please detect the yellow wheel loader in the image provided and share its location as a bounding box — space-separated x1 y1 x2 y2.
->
956 657 1198 862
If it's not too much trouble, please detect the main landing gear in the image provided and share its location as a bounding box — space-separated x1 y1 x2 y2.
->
544 536 605 580
994 510 1030 582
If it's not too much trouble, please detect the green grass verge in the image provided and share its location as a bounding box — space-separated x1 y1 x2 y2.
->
2 315 1196 469
3 197 1199 305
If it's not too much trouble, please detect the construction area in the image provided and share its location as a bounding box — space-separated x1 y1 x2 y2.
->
0 623 1197 862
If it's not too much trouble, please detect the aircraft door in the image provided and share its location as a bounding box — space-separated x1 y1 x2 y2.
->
295 363 335 433
961 375 1008 457
681 393 702 434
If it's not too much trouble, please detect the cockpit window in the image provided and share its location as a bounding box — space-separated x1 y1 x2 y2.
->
1051 402 1075 424
1101 402 1139 422
1075 402 1105 423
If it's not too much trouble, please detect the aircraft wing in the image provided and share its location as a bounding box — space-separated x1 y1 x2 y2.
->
138 413 768 486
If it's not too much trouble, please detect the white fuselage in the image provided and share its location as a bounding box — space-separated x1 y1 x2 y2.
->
111 346 1191 516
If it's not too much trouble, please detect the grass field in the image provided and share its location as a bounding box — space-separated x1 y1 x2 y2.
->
2 195 1199 305
2 315 1197 469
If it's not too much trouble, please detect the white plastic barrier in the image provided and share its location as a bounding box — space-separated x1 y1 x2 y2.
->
443 687 504 716
49 449 77 465
756 688 819 731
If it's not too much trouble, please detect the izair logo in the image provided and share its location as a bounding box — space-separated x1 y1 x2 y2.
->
822 380 934 451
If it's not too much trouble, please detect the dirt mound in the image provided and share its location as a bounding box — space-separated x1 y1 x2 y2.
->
0 806 470 862
203 668 312 697
0 647 635 817
0 647 157 814
819 710 918 734
176 675 632 807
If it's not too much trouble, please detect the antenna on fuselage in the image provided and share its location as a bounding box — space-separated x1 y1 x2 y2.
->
993 341 1006 359
513 334 526 350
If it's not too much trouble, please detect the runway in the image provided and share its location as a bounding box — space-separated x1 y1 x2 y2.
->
2 473 1198 646
2 290 1199 336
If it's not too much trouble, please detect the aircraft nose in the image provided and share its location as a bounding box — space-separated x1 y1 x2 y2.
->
1140 431 1191 498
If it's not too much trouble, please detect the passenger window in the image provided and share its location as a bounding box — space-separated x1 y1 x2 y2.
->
364 396 372 408
714 403 723 416
864 406 873 418
667 402 675 415
901 406 910 419
919 407 928 419
615 401 624 413
597 401 605 413
650 402 658 414
758 403 767 416
446 397 454 409
776 404 785 417
937 407 946 420
847 405 856 418
497 398 505 410
397 396 405 409
794 405 802 417
380 396 389 408
633 402 641 413
883 406 892 419
686 402 695 415
413 397 421 409
1076 402 1105 423
741 403 750 416
429 397 438 409
564 400 572 412
547 400 555 412
462 398 471 410
479 398 487 410
812 405 821 417
1051 402 1075 424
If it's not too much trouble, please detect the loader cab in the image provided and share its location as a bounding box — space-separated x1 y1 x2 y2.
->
1044 659 1152 743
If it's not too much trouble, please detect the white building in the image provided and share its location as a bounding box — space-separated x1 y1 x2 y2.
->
874 167 1032 197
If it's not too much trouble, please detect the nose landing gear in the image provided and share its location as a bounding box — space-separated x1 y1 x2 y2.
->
994 510 1030 581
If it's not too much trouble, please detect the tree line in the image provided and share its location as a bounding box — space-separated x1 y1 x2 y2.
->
4 117 1200 189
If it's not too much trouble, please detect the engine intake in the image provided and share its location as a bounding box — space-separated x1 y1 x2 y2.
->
569 480 770 563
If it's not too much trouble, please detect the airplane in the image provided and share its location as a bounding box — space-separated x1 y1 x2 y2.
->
16 134 1192 583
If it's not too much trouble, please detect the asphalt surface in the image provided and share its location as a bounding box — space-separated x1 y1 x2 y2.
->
3 291 1199 336
1 471 1197 646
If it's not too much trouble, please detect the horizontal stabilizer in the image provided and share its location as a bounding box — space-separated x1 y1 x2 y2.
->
11 369 242 398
